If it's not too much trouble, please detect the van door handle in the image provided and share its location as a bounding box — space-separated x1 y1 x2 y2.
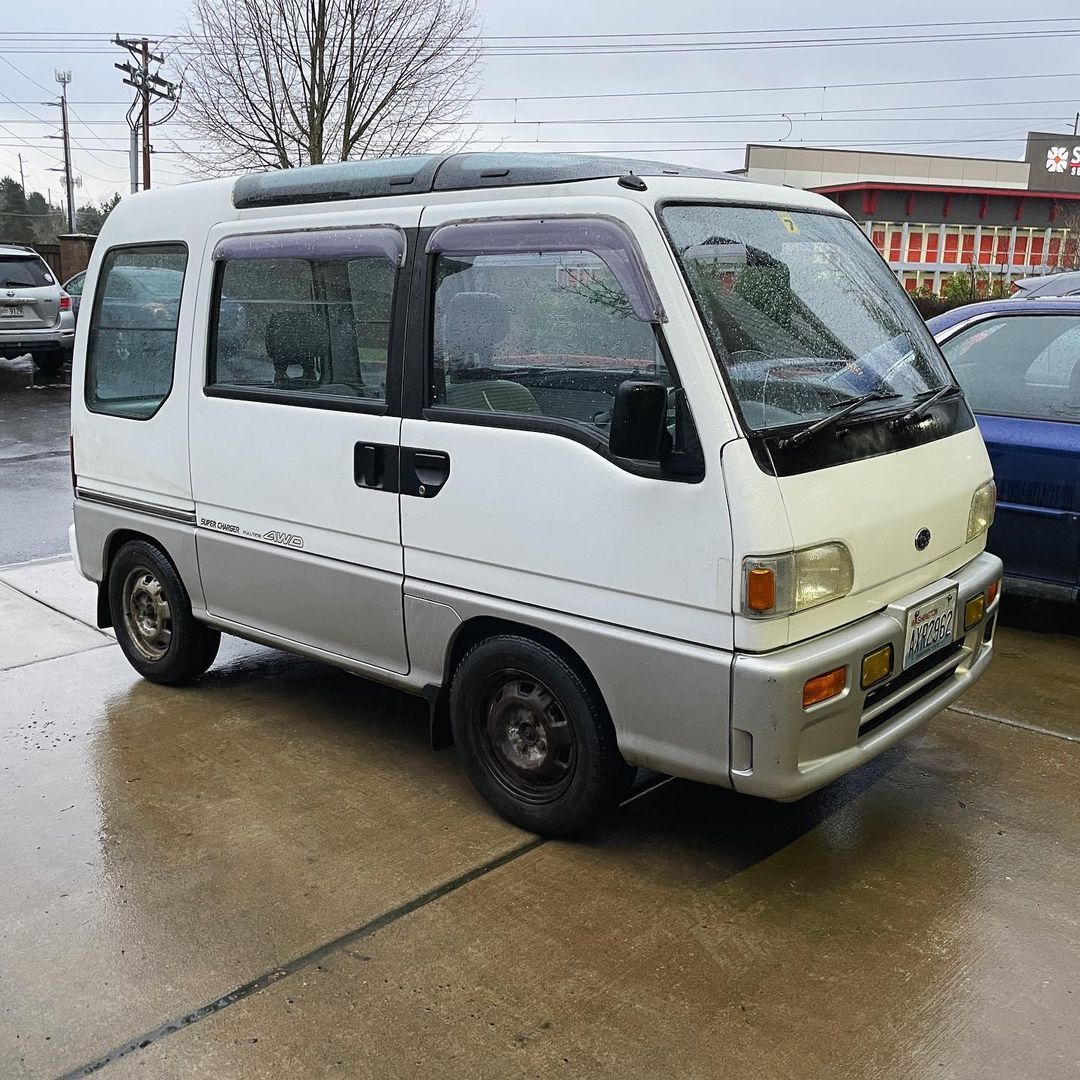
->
401 447 450 498
354 442 399 491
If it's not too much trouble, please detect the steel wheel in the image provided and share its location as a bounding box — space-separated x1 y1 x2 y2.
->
120 565 172 662
476 669 578 804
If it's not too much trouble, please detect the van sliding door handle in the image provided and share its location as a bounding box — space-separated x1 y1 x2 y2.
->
353 442 399 491
401 447 450 497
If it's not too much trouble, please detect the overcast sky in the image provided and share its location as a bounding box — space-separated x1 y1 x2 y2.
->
3 1 1080 205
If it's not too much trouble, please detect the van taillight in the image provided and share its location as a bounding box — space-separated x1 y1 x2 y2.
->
69 434 76 492
59 295 71 311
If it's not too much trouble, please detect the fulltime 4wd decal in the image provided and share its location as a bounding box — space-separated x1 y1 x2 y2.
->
262 529 305 549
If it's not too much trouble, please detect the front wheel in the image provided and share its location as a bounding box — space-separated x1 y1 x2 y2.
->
450 635 632 836
108 540 220 685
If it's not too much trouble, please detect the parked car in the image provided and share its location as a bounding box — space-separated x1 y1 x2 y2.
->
69 153 1001 835
0 243 75 375
62 270 86 320
928 299 1080 602
63 264 183 324
1010 269 1080 299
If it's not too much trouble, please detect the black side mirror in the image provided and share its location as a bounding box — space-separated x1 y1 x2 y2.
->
609 380 668 461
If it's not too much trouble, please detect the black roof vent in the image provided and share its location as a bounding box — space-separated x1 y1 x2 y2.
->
233 155 444 209
232 151 742 210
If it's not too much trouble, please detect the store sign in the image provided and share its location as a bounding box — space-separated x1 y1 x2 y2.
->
1026 131 1080 192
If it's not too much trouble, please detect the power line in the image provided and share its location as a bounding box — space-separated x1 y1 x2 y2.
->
5 14 1080 42
4 95 1080 128
6 26 1080 56
0 66 1070 108
474 70 1080 104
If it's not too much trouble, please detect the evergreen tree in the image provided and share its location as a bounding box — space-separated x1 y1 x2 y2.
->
0 177 34 244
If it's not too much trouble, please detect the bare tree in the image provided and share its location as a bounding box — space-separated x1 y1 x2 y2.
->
1054 202 1080 271
175 0 481 173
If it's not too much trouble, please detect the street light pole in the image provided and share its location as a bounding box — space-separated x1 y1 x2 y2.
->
55 71 75 233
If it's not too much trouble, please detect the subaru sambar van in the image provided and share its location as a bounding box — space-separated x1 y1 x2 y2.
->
69 153 1001 836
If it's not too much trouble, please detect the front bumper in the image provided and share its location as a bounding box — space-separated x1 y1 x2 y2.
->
730 550 1002 800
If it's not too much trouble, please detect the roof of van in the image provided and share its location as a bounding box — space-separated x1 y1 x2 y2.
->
231 152 747 210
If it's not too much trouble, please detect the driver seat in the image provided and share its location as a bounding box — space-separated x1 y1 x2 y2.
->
441 291 539 414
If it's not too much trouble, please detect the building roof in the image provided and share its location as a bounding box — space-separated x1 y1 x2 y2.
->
744 143 1030 193
814 181 1080 202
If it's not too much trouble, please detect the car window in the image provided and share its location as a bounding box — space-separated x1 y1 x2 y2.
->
116 266 184 301
209 254 394 402
941 314 1080 421
430 250 671 430
0 254 54 289
64 272 85 296
85 245 187 420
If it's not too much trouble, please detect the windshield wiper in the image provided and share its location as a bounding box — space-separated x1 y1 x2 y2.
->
890 383 963 427
778 390 900 450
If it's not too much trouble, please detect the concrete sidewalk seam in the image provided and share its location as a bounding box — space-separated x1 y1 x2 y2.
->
0 450 70 465
55 835 548 1079
0 578 113 640
0 553 73 572
950 705 1080 745
0 641 116 673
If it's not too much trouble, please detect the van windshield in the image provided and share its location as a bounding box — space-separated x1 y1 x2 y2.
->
660 204 952 434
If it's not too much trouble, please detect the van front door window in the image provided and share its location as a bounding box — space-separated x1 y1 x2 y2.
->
430 249 671 430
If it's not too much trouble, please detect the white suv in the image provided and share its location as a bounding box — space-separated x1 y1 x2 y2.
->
0 244 76 376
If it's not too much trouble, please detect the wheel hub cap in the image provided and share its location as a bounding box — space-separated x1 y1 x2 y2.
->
480 673 577 803
122 567 172 662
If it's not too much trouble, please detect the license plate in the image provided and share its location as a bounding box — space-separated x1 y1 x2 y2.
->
903 587 958 669
0 305 23 318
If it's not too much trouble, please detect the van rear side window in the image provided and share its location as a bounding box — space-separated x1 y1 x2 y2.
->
208 255 395 403
86 244 187 419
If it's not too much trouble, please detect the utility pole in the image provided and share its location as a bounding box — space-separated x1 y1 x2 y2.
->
46 70 76 233
17 153 24 192
1074 111 1079 137
113 35 179 192
140 39 151 191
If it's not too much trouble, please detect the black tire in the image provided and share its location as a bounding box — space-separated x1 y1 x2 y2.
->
450 635 633 836
108 539 220 686
31 351 63 376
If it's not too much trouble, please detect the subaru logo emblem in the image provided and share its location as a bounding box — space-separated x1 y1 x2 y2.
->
915 528 932 551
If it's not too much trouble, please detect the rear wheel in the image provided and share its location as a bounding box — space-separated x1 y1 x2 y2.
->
108 540 220 685
450 635 632 836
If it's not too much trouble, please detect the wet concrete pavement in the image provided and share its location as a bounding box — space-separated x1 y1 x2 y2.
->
0 355 72 565
1 559 1078 1078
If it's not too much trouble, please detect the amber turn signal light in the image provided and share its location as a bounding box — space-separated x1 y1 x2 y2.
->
803 666 847 708
746 567 776 612
860 644 893 690
964 594 986 631
986 579 1000 608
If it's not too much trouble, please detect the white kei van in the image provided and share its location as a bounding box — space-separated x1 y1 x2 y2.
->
69 153 1001 835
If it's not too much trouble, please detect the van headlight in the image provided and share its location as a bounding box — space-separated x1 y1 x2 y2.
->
742 542 854 618
967 480 996 542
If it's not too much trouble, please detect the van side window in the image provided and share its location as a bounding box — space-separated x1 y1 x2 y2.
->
209 254 395 402
430 250 672 429
86 244 187 419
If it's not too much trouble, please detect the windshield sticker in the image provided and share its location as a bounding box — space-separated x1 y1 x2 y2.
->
776 211 800 235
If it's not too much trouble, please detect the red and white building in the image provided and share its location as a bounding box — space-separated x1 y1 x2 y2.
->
742 132 1080 293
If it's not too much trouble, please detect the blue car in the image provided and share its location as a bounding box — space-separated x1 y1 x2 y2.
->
928 300 1080 603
